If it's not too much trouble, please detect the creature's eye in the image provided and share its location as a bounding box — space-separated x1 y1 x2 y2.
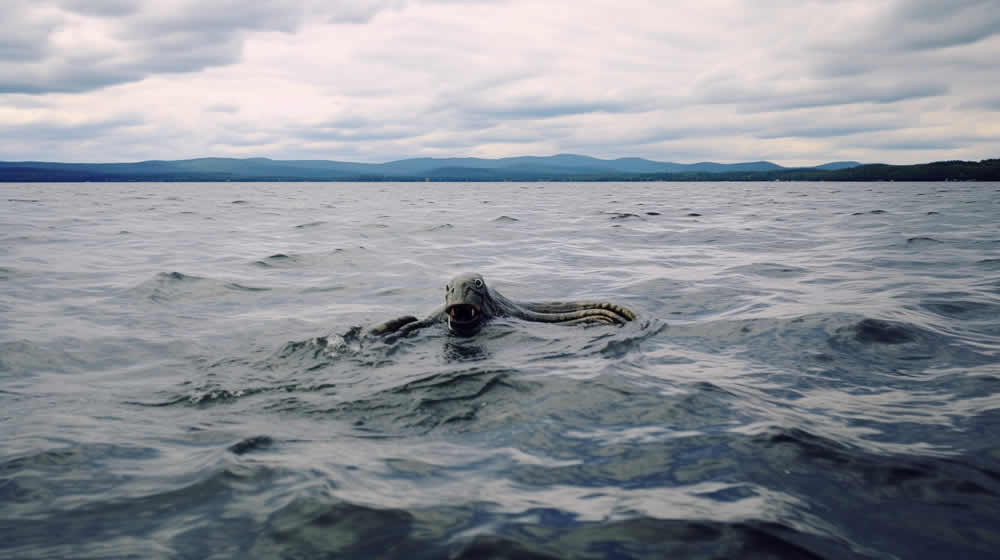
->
474 279 484 288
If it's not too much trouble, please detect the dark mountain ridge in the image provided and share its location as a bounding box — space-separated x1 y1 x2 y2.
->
1 155 996 181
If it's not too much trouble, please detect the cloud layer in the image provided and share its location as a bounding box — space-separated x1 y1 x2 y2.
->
1 0 997 165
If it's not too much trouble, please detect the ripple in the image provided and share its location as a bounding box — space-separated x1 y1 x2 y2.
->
294 221 326 229
920 298 1000 321
976 258 1000 269
336 368 530 433
426 223 454 231
907 236 943 245
126 271 270 303
252 253 294 267
607 212 643 220
726 262 810 278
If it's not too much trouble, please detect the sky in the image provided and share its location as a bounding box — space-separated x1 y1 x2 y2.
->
1 0 998 166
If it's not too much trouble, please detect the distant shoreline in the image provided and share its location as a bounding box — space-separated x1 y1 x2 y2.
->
1 156 997 182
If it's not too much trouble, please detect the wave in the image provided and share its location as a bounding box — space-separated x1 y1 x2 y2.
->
248 498 852 559
1 445 285 557
920 298 1000 321
124 271 270 303
662 311 994 370
743 424 1000 519
131 315 662 433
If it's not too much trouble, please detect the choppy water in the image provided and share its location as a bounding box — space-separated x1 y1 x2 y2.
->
2 180 999 559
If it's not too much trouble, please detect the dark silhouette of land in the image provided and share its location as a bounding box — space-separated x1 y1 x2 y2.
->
1 154 997 182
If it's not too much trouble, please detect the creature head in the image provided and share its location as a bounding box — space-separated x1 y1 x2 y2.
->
444 272 490 335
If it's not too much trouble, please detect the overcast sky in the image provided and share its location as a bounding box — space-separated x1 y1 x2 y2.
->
1 0 998 165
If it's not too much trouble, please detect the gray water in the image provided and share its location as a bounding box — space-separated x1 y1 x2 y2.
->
2 181 999 559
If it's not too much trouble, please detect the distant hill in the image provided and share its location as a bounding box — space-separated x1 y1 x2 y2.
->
0 154 869 182
2 155 995 182
643 159 1000 182
811 161 863 171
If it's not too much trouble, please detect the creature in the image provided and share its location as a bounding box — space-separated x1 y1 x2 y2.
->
369 272 635 338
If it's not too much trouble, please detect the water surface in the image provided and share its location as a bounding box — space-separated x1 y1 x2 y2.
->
2 181 999 558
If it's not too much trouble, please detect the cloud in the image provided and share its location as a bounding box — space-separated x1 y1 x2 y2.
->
0 4 59 64
0 114 143 147
871 139 963 151
0 0 407 95
295 124 421 143
755 123 906 140
56 0 138 17
444 97 643 121
960 96 1000 111
888 0 1000 50
0 0 998 165
695 79 949 111
804 1 1000 81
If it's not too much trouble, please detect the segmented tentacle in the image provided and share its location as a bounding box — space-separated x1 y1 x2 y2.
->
517 300 636 321
508 306 632 325
558 315 619 326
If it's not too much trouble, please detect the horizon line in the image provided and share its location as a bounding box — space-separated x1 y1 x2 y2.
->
0 153 872 167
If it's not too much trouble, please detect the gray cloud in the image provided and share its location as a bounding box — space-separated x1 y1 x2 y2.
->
0 69 142 95
320 0 407 24
867 138 963 151
696 79 949 111
0 0 407 95
889 0 1000 50
960 96 1000 111
615 124 751 146
0 114 144 142
755 122 907 140
454 98 642 121
0 37 50 64
57 0 139 17
316 116 374 130
1 0 997 165
806 0 1000 83
126 1 304 36
0 4 57 63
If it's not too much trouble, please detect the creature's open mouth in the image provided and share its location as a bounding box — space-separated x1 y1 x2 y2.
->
447 304 480 324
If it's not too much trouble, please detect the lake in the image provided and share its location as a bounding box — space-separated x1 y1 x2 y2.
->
2 180 999 559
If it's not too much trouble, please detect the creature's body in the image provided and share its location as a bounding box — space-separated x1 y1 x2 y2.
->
369 273 636 338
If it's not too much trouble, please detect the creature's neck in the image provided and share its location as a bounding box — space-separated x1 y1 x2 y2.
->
487 287 526 319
